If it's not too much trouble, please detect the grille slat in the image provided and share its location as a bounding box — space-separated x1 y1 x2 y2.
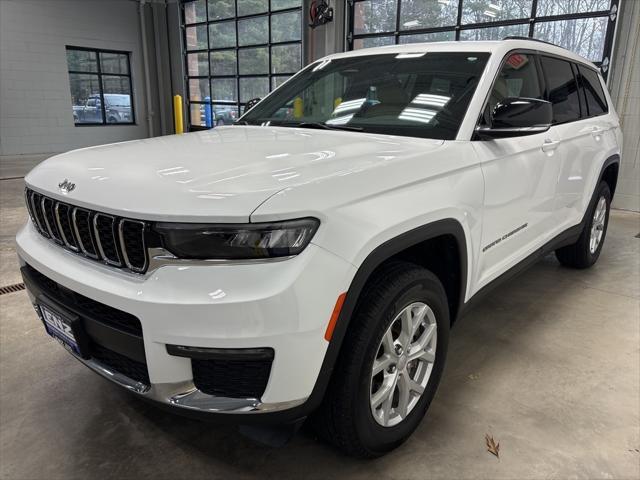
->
73 208 99 259
30 192 50 238
119 219 147 272
26 189 148 273
42 197 63 244
94 214 121 266
55 203 79 251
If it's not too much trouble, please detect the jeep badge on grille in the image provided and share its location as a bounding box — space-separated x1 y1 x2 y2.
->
58 179 75 194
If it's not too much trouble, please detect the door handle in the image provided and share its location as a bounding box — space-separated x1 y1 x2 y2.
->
591 126 605 139
541 138 560 152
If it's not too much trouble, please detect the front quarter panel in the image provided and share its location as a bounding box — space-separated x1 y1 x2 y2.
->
251 140 484 304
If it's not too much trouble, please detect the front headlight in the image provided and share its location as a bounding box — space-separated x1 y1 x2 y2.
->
153 218 319 260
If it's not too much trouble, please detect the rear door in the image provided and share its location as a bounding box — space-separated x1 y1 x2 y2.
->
473 52 563 289
539 56 606 231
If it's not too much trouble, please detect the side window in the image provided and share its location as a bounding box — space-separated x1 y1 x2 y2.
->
540 56 581 124
485 53 543 124
578 65 608 117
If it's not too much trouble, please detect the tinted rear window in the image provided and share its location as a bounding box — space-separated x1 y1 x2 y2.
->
541 56 581 124
578 65 608 117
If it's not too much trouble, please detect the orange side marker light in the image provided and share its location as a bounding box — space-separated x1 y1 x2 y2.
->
324 292 347 342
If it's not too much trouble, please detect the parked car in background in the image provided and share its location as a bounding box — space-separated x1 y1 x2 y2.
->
198 104 237 127
73 94 132 124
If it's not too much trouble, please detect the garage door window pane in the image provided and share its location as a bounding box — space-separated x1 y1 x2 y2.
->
534 17 608 62
400 0 458 30
271 44 300 74
189 78 210 101
536 0 610 17
210 50 237 75
399 31 455 44
461 0 533 24
212 78 237 101
209 21 236 49
67 50 98 72
237 0 267 16
353 35 395 50
354 0 397 34
186 25 208 50
187 52 210 76
185 0 207 23
460 23 529 41
208 0 236 20
100 52 129 74
239 47 269 74
69 73 103 124
101 77 132 124
271 11 301 42
272 75 290 89
272 0 301 10
190 104 207 127
212 104 238 124
240 77 269 102
238 16 268 45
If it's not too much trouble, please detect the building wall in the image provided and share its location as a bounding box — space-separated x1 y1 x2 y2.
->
608 0 640 211
0 0 155 157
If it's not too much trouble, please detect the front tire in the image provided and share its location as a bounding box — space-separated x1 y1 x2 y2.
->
555 181 611 269
313 261 449 457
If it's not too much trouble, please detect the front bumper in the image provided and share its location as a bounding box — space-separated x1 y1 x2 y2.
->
16 221 355 418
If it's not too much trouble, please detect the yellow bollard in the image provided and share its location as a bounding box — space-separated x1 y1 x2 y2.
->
293 97 303 119
173 95 184 134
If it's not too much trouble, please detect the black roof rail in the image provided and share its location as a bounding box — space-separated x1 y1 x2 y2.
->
502 36 560 48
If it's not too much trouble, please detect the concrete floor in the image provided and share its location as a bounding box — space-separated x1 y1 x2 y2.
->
1 171 639 479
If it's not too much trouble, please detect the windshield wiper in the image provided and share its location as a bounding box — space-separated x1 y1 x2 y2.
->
288 122 364 132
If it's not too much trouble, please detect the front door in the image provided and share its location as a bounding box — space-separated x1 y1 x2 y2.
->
472 52 562 291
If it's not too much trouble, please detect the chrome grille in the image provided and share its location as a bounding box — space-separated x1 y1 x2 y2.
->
25 189 149 273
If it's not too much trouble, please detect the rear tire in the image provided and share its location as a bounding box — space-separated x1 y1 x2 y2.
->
555 181 611 269
312 261 449 458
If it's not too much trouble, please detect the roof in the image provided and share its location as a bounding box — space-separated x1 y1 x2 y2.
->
325 38 596 69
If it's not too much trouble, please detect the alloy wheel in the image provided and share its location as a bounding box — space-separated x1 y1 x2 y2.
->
370 302 437 427
589 196 607 254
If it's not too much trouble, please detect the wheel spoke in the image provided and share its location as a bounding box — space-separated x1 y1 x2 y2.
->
400 308 413 348
397 374 411 418
408 377 425 395
372 354 392 377
381 330 395 356
411 304 428 336
408 347 435 363
414 323 436 350
371 382 393 409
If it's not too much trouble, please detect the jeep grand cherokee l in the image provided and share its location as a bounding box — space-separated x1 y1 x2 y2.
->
17 39 621 457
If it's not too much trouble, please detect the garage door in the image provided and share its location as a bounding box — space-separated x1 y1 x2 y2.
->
347 0 619 78
182 0 303 131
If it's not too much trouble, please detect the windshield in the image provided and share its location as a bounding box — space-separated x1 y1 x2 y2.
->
240 52 491 140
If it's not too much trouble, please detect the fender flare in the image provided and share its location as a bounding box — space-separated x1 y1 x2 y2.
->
303 218 468 413
597 153 620 196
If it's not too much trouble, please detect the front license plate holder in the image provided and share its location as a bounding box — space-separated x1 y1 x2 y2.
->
37 298 90 358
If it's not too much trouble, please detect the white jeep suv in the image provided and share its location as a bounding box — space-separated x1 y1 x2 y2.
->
17 39 621 457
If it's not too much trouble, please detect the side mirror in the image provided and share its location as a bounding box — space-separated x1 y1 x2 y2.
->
244 97 261 114
476 97 552 139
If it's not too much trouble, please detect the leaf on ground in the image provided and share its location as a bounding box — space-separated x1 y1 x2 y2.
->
485 434 500 459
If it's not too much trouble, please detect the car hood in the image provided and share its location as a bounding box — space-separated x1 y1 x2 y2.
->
25 126 445 222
